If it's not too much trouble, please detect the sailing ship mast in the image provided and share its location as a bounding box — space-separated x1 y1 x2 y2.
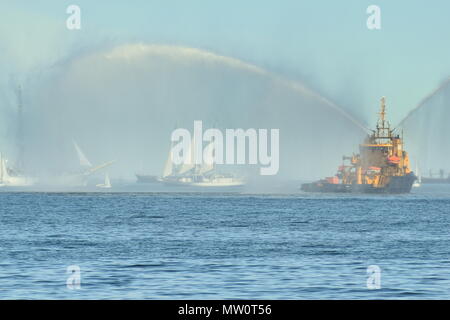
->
162 148 174 177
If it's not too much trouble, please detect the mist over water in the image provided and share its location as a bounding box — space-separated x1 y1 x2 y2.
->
12 43 366 184
399 79 450 175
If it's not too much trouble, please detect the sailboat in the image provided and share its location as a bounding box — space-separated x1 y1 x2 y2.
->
413 163 421 188
0 153 35 187
96 173 112 188
49 141 115 187
158 138 245 188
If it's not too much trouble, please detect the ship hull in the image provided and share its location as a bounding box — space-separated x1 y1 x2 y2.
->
301 173 416 194
420 177 450 184
158 177 245 188
136 174 159 183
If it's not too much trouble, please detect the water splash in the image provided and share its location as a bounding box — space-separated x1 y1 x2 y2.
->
398 77 450 127
21 43 367 181
398 78 450 173
104 44 369 133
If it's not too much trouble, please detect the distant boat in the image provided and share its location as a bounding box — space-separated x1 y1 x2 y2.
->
135 173 158 183
158 138 245 188
421 169 450 184
96 173 112 188
135 159 158 183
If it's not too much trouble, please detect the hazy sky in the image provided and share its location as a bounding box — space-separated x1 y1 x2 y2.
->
1 0 450 124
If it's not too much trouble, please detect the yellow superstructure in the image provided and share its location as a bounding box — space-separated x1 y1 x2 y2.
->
337 97 411 188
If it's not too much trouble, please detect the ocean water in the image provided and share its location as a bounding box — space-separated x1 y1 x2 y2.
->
1 184 450 299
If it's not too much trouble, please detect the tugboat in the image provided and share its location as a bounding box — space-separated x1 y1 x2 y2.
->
301 97 417 193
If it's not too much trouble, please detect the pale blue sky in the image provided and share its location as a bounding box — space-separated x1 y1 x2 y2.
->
1 0 450 123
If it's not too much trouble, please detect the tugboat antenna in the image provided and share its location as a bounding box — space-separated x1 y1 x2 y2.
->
379 96 386 122
376 96 393 140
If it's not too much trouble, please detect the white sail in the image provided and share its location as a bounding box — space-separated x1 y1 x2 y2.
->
104 173 111 188
178 137 196 175
199 141 215 175
162 149 174 177
2 158 10 180
73 141 93 167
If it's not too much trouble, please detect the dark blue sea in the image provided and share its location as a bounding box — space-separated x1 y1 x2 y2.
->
1 184 450 299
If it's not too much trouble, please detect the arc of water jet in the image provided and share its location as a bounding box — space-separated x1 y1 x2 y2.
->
104 43 370 133
273 78 370 133
398 77 450 127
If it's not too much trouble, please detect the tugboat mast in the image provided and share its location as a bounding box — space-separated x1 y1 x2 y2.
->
375 96 392 142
